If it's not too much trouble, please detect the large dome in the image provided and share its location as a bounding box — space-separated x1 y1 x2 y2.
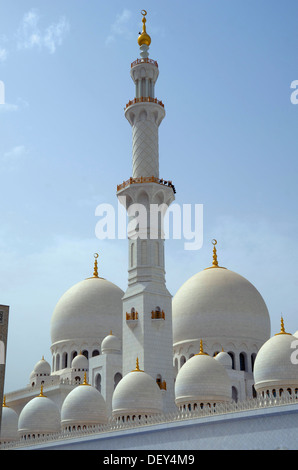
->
173 266 270 347
51 275 124 347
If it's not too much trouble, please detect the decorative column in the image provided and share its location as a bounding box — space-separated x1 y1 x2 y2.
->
117 11 176 413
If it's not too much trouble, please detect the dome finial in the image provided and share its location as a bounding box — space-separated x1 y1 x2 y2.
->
38 384 46 397
211 239 219 267
138 10 151 48
204 239 226 270
2 395 7 407
132 357 143 372
93 253 99 278
275 315 291 336
81 372 91 386
197 339 208 356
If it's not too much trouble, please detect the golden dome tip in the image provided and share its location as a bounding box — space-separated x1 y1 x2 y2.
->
138 10 151 47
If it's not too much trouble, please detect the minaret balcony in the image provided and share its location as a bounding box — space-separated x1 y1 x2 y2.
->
126 310 138 328
125 96 164 110
151 309 165 320
117 176 176 194
131 57 158 68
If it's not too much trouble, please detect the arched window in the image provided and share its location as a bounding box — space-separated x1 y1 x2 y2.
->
232 386 238 402
56 354 60 371
92 350 100 357
114 372 122 389
251 353 257 371
228 351 235 370
82 350 89 359
180 356 186 368
239 352 247 371
71 351 77 362
62 352 68 369
95 373 101 393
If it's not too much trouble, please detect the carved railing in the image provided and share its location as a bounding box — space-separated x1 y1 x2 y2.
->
126 311 138 321
117 176 176 194
151 309 165 320
125 96 164 110
131 58 158 68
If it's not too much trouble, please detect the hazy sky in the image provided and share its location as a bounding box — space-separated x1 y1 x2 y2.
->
1 0 298 392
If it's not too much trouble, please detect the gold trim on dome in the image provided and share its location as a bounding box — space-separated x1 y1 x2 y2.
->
274 316 291 336
138 10 151 47
204 239 226 270
132 357 144 372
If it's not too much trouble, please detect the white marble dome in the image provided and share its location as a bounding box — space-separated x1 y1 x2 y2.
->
175 343 232 408
253 321 298 394
18 389 61 437
71 352 88 371
101 333 121 354
173 265 270 348
51 275 124 347
61 378 107 428
33 356 51 376
0 400 18 442
112 362 162 419
214 351 233 369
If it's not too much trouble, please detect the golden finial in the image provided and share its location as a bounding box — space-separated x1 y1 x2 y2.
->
2 395 8 407
196 339 209 356
275 315 291 336
204 239 226 270
211 239 219 267
81 372 91 386
110 330 113 335
93 253 99 278
132 357 143 372
38 384 46 397
138 10 151 47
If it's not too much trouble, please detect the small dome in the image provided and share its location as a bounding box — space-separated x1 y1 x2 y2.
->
18 387 61 437
33 356 51 376
214 351 233 370
254 319 298 394
71 352 88 371
101 332 121 354
175 341 232 408
112 360 162 419
0 398 18 442
61 375 107 428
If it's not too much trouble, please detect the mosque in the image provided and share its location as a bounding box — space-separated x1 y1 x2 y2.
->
1 11 298 451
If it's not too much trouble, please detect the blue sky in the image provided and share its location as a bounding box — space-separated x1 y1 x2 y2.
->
1 0 298 392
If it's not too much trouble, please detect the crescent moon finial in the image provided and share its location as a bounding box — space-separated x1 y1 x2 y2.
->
93 253 99 277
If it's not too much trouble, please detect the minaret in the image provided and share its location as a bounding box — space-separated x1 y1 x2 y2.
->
117 11 176 413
